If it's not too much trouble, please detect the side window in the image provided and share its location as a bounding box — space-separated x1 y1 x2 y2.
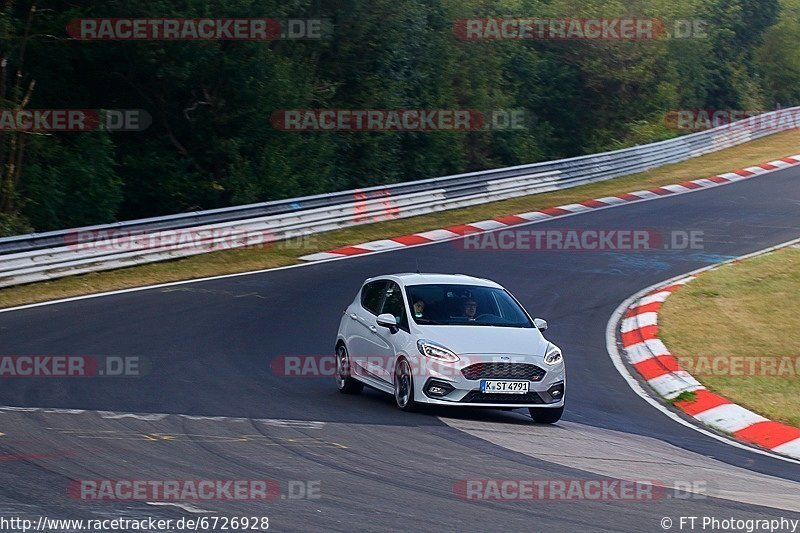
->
360 281 386 315
380 282 409 331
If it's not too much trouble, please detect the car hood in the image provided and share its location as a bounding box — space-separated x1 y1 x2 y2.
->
416 325 551 357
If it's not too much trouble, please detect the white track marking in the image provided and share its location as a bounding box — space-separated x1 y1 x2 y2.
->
773 438 800 457
718 172 748 180
647 372 704 399
594 196 628 205
351 239 405 251
468 220 507 230
0 164 797 481
604 236 800 465
515 211 552 221
0 406 325 429
297 251 343 261
624 339 671 364
440 417 800 512
693 404 769 434
626 190 661 200
660 184 693 194
556 203 593 213
146 502 217 514
635 291 672 307
692 178 720 187
1 161 796 316
621 312 658 332
413 229 460 241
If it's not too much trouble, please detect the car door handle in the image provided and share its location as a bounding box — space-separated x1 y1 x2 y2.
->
369 325 377 333
350 313 358 320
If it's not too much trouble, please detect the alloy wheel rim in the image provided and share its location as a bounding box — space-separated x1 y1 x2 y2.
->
335 347 348 389
395 361 411 407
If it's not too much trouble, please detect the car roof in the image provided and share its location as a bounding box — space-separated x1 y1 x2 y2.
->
365 273 503 288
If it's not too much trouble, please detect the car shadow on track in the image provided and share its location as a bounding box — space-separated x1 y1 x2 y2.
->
343 384 548 427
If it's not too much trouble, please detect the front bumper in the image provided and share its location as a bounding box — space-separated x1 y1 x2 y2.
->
411 357 566 407
420 399 564 408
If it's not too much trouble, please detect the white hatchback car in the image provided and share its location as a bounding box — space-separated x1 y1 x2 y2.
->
335 273 565 423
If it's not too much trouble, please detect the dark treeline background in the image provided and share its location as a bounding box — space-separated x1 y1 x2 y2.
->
1 0 798 235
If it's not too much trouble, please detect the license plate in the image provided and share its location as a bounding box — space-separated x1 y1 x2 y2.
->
480 380 529 394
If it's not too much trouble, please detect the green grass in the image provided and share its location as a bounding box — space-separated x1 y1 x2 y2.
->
660 246 800 428
2 128 800 310
669 391 697 404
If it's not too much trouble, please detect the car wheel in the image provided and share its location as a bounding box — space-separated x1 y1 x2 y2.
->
335 344 363 394
529 405 563 424
393 358 416 411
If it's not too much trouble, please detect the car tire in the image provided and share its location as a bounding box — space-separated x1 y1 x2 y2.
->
393 358 416 411
529 405 563 424
335 344 363 394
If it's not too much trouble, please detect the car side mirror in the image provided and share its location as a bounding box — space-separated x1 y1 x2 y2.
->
376 313 399 333
533 318 548 330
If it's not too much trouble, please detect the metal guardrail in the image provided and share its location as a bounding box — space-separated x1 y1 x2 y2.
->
0 108 797 288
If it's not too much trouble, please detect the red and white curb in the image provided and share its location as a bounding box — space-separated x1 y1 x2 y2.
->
618 246 800 461
299 155 800 261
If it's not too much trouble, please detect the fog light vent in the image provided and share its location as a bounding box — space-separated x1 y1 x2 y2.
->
547 382 565 402
424 379 455 398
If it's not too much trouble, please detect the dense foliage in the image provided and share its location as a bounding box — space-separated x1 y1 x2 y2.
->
0 0 795 234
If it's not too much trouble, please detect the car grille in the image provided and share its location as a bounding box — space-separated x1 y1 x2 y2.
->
460 391 544 404
461 362 546 381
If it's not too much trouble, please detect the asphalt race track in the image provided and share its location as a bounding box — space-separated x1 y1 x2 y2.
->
1 166 799 531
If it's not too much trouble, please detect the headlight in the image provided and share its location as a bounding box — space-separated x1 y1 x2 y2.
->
417 339 460 363
544 347 563 365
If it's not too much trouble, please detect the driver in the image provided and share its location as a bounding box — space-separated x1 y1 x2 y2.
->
463 299 477 320
412 299 425 318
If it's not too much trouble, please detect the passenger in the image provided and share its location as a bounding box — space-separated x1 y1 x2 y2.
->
412 299 425 318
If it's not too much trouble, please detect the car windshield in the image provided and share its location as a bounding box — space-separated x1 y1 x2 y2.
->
405 284 532 328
